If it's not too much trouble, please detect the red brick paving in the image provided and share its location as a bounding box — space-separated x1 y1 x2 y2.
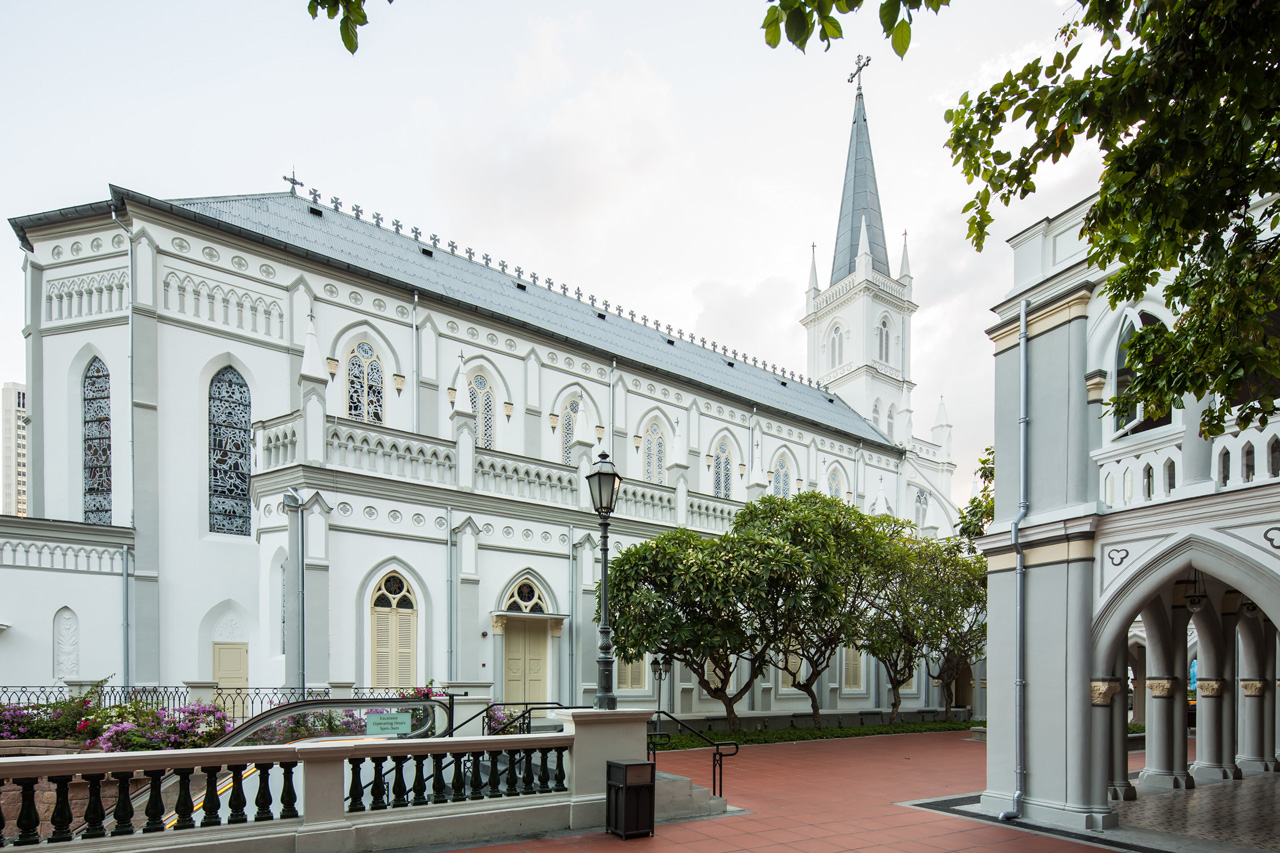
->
444 731 1109 853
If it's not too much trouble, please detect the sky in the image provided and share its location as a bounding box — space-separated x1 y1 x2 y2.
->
0 1 1104 506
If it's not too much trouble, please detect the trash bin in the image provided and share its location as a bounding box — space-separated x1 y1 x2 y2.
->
606 759 655 839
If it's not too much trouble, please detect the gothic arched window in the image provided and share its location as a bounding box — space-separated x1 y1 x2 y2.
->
209 366 252 536
887 406 896 441
561 397 580 465
371 573 416 689
773 457 791 498
347 342 384 424
713 441 732 499
871 400 881 430
877 318 891 363
504 579 549 614
828 469 841 498
83 357 112 525
830 326 843 370
643 421 666 485
915 489 929 528
1114 312 1172 436
468 373 496 449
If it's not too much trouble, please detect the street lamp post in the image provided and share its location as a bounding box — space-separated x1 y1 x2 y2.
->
586 452 623 710
650 655 673 713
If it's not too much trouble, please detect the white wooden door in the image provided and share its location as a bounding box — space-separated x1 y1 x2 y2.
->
504 620 547 710
212 642 248 688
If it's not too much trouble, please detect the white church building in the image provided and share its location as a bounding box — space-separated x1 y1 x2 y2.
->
0 86 966 720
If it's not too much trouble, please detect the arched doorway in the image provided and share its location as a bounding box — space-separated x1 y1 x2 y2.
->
498 579 552 711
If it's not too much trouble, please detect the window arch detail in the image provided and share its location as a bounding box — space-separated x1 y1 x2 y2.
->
504 579 549 614
371 572 416 689
469 373 496 449
830 326 843 369
83 357 112 525
347 342 384 424
877 318 891 363
712 441 733 498
915 489 929 528
209 366 252 535
887 405 896 441
871 400 881 430
643 421 666 485
773 457 792 498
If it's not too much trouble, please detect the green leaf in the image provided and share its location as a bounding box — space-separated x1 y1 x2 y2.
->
340 15 358 52
822 15 843 39
765 20 782 49
891 19 911 56
785 7 811 49
879 0 901 34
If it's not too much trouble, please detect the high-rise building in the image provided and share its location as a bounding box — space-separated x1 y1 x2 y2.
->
1 382 27 517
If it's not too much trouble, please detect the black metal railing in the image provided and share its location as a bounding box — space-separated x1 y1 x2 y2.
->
210 687 332 724
0 686 70 707
448 702 589 737
647 710 738 798
348 744 567 810
96 685 191 713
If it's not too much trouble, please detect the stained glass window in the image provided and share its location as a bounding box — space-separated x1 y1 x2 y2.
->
504 579 548 614
346 342 384 424
561 398 580 465
713 442 732 498
828 470 841 498
773 458 791 498
468 373 495 449
82 357 112 525
643 422 665 485
209 366 251 536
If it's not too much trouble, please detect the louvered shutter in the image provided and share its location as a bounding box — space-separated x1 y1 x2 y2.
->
395 609 416 688
844 647 862 690
372 609 393 688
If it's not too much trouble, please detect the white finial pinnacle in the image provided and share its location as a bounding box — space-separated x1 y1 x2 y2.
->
899 228 912 281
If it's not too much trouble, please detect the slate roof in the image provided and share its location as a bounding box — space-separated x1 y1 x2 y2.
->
829 91 891 284
10 186 897 453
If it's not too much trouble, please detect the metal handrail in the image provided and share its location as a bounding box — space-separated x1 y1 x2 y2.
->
448 701 589 737
208 696 455 748
646 710 738 797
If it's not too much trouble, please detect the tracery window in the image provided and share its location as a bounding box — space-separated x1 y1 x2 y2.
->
371 573 416 689
828 469 841 498
468 373 495 449
915 490 929 528
346 342 384 424
209 366 252 536
887 406 896 441
643 422 666 485
82 357 112 525
504 579 548 614
830 326 843 370
1114 312 1172 436
877 318 890 363
713 441 732 498
773 457 791 498
871 401 881 430
561 397 580 465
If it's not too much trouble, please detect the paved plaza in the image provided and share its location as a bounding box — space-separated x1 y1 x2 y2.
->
401 731 1280 853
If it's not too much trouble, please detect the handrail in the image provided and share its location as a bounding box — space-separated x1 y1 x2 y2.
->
209 696 454 748
646 710 738 797
447 701 589 737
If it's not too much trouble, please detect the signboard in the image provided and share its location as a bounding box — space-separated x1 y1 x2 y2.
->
366 711 412 736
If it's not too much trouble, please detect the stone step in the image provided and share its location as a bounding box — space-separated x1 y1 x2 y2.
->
655 770 727 821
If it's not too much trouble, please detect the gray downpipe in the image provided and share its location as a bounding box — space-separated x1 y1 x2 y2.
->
446 506 454 681
121 545 130 687
999 299 1030 821
110 205 134 688
412 291 420 434
286 488 306 689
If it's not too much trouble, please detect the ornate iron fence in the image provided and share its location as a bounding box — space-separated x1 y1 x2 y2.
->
211 686 332 723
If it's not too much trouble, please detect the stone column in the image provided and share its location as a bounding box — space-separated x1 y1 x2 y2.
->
1090 678 1122 823
1221 610 1244 778
1139 677 1186 787
1238 679 1270 770
1264 621 1276 768
1170 607 1194 787
1192 679 1231 779
1130 646 1147 724
1109 666 1135 800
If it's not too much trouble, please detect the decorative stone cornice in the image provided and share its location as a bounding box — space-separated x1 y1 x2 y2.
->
1091 679 1122 706
1147 677 1175 697
1241 679 1266 697
1198 679 1225 697
491 614 507 634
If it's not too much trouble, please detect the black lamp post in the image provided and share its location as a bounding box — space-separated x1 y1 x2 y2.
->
650 655 673 713
586 451 623 710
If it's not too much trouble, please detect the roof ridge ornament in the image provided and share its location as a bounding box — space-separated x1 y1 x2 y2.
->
848 54 871 92
283 170 303 196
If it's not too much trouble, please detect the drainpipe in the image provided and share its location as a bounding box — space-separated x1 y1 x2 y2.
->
121 545 130 687
412 292 420 434
446 506 454 681
286 488 306 689
568 523 576 704
999 299 1030 821
109 205 134 529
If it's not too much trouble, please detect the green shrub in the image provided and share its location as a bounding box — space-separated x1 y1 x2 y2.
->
653 720 982 750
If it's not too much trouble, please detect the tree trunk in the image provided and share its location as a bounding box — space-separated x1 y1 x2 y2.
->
796 681 822 727
889 685 902 725
721 698 739 732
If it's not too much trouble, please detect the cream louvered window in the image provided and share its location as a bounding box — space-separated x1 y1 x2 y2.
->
371 573 417 689
616 658 647 691
783 654 803 688
843 646 863 690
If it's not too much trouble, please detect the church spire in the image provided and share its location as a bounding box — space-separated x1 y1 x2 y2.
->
829 71 890 285
899 229 912 283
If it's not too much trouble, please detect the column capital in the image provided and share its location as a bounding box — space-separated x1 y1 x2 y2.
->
1090 678 1122 706
1240 678 1266 697
1147 677 1175 697
1198 678 1226 697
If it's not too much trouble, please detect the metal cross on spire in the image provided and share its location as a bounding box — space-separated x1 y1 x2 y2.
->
283 170 303 195
848 54 871 92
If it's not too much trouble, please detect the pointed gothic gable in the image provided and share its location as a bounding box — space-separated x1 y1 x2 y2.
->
829 91 891 284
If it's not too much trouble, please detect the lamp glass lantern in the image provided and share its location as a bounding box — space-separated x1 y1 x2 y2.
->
587 453 622 516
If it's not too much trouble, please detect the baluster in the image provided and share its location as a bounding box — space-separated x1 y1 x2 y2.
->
200 766 221 828
143 769 167 832
504 748 519 796
46 775 74 842
279 762 299 819
520 748 536 795
0 779 5 848
469 751 485 800
537 748 552 793
449 753 467 802
226 764 248 823
173 769 196 830
553 747 568 792
14 777 40 845
113 770 137 835
370 758 388 810
82 773 107 837
391 756 409 807
347 758 366 812
254 763 274 821
431 754 447 804
487 750 503 798
411 756 428 806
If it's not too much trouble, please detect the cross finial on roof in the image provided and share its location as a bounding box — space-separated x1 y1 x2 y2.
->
283 170 303 195
848 54 871 92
